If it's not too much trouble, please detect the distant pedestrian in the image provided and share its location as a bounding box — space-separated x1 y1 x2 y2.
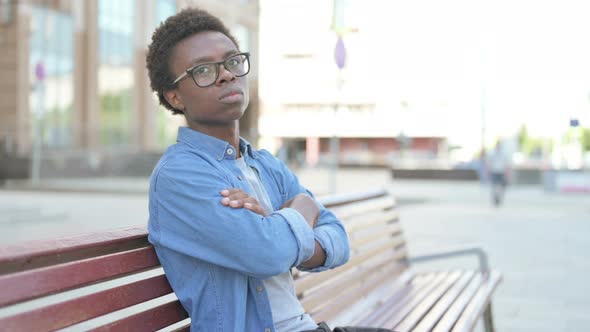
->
476 148 488 185
486 141 511 206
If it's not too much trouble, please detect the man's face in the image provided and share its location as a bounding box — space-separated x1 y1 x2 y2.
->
167 31 249 127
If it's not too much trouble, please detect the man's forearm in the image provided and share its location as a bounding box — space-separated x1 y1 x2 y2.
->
299 240 326 269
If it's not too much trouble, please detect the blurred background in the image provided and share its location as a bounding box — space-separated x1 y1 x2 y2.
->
0 0 589 331
1 0 589 181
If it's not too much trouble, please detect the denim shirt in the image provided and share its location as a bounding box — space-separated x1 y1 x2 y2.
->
148 127 350 332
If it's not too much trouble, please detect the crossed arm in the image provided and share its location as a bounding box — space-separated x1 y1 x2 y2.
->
220 188 327 269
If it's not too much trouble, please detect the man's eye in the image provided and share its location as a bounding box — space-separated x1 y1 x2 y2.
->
194 66 211 75
227 58 240 66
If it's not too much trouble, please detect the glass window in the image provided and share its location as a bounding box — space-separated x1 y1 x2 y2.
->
98 0 135 146
29 5 74 148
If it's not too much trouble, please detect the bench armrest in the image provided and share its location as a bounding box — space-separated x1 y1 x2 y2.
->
407 245 490 273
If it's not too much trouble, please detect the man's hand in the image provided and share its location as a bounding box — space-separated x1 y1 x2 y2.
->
220 189 267 216
281 194 320 229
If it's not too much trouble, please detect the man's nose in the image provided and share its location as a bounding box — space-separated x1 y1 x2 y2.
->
216 64 236 85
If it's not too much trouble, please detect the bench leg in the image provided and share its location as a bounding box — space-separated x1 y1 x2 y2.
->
483 302 495 332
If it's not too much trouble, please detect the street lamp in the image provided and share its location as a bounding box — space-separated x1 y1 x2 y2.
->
329 35 346 193
329 0 357 193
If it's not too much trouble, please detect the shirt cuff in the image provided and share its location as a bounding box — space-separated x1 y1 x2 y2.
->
274 208 315 267
298 227 332 272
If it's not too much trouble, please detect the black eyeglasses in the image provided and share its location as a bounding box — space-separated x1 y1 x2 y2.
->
171 52 250 88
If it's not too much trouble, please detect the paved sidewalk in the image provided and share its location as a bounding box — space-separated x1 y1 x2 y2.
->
1 168 589 331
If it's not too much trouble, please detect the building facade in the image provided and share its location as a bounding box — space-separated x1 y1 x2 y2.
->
0 0 259 177
257 0 449 168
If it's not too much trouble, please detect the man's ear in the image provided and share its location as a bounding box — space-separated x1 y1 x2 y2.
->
164 89 185 111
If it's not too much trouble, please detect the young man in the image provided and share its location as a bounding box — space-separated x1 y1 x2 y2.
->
146 8 352 332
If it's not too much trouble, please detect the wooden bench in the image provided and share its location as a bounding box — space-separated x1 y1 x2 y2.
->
0 189 501 331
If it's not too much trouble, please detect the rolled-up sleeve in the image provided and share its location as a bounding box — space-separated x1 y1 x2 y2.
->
274 208 316 267
298 203 350 272
264 152 350 272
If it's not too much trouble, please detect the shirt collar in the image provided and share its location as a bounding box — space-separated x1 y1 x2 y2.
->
239 137 257 159
177 127 257 161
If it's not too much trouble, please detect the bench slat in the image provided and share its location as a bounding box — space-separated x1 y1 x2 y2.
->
381 271 461 328
0 226 149 274
411 271 475 332
349 223 401 251
354 272 440 326
295 236 406 292
299 244 407 302
90 300 189 332
431 273 484 332
350 216 400 235
343 209 399 232
291 213 401 283
310 263 407 323
394 271 466 331
330 196 396 220
158 318 191 332
376 272 452 328
300 251 405 312
0 273 173 331
450 271 502 332
318 189 390 208
0 246 159 307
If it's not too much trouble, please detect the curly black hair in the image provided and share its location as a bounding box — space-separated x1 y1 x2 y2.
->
146 8 239 114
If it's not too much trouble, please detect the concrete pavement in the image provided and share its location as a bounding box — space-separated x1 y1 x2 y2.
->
1 168 589 331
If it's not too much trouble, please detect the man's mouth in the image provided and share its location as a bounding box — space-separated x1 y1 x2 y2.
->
219 88 244 103
219 88 242 99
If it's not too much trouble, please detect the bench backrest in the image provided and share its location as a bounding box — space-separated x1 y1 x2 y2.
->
0 227 186 331
0 189 404 331
294 189 407 323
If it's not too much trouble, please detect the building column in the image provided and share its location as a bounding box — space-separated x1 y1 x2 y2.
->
0 1 19 154
133 0 157 151
0 1 33 156
16 3 30 156
72 0 99 149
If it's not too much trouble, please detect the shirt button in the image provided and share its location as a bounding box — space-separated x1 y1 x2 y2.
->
227 148 233 155
265 329 271 332
256 286 263 292
237 175 243 181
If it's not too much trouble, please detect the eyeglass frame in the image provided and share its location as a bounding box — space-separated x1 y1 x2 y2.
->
171 52 251 88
